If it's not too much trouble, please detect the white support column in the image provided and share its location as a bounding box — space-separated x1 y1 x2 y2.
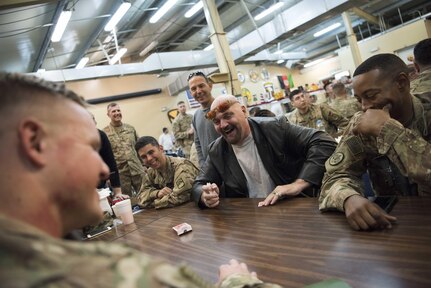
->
202 0 241 96
342 11 362 68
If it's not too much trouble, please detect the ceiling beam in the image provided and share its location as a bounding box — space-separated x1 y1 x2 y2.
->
0 0 54 10
351 7 379 26
32 0 66 72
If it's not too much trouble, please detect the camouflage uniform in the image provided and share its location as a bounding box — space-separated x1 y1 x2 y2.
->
138 156 199 209
319 96 431 212
330 98 361 119
410 67 431 115
286 103 349 138
103 123 145 197
172 113 194 158
0 215 281 288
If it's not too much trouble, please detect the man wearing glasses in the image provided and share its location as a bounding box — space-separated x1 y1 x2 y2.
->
188 71 220 168
192 94 337 208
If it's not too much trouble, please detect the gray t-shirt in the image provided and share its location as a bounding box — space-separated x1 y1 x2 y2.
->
192 107 220 168
232 134 275 198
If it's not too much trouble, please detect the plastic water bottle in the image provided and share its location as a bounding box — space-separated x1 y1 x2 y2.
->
316 119 325 131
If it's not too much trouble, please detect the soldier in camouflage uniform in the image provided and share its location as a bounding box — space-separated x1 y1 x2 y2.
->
319 54 431 231
330 82 361 119
104 103 145 197
411 38 431 111
286 89 349 138
0 73 281 288
172 101 194 158
135 136 199 209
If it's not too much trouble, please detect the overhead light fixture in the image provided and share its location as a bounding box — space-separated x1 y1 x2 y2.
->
75 57 89 69
104 2 131 31
303 58 325 68
274 50 283 55
185 1 203 18
254 2 284 21
150 0 178 23
313 22 341 37
277 59 285 64
36 68 46 73
109 47 127 65
139 41 158 57
51 10 72 42
203 44 213 51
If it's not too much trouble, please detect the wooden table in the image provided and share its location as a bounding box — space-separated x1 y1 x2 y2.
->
94 198 431 287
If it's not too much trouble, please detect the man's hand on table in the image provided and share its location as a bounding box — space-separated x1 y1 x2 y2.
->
218 259 260 287
201 183 219 208
344 195 397 231
157 187 172 198
258 179 310 207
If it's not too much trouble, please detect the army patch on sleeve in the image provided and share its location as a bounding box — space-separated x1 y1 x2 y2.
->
329 152 344 166
345 136 364 156
176 179 185 189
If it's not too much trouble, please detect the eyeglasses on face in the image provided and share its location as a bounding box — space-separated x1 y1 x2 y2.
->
205 100 238 120
187 71 206 81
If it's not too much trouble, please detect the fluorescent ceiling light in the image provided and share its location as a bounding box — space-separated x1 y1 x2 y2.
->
37 69 46 73
277 59 285 64
274 50 283 55
303 58 325 68
254 2 284 21
109 48 127 65
185 1 203 18
150 0 178 23
51 10 72 42
203 44 213 51
313 22 341 37
75 57 89 69
104 2 131 31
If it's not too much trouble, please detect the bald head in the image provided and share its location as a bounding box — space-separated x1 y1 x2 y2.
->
210 94 240 110
209 94 250 145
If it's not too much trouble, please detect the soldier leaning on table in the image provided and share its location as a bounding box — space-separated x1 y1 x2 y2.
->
319 53 431 231
135 136 199 209
0 73 288 288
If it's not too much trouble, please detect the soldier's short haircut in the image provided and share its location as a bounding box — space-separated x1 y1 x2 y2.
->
288 89 302 100
0 73 86 112
332 82 346 95
177 101 185 105
413 38 431 67
107 102 119 111
135 136 159 152
353 53 409 80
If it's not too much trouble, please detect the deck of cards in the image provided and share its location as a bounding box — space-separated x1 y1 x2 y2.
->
172 222 192 236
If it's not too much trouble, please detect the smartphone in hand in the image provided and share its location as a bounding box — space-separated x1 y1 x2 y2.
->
368 196 398 213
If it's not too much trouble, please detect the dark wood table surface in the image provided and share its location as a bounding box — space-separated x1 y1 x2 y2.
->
94 197 431 288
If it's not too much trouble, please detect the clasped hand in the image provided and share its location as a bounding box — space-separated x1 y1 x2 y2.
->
352 105 391 137
201 183 219 208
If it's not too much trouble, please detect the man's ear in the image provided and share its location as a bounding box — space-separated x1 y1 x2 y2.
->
413 61 420 73
19 118 47 167
395 72 410 92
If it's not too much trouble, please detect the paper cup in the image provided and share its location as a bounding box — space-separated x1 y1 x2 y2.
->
112 199 134 225
98 188 113 215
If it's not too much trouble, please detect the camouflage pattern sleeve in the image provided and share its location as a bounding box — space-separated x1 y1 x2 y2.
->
137 172 160 208
376 119 431 188
173 117 189 140
220 274 282 288
319 114 367 211
155 159 199 209
320 103 349 133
